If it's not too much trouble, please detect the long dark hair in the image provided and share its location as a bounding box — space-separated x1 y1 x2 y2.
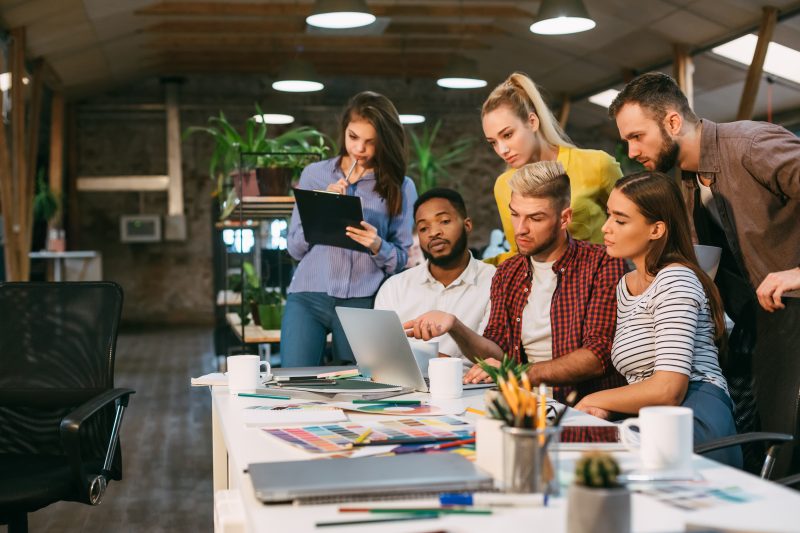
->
615 171 726 342
339 91 407 216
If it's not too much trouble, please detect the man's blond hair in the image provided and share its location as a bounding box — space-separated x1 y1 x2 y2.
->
509 161 571 210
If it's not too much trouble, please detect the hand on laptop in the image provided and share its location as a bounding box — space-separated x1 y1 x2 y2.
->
463 357 500 384
403 311 455 341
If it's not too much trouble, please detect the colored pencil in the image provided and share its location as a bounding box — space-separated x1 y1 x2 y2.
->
316 514 438 527
237 393 290 400
466 407 486 416
338 507 492 515
351 399 421 405
354 428 372 444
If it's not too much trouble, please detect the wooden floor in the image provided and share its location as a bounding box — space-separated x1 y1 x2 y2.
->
2 326 216 532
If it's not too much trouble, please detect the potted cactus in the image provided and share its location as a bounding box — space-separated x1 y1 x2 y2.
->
567 452 630 533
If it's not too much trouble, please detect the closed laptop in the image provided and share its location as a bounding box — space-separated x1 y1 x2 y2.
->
249 453 493 503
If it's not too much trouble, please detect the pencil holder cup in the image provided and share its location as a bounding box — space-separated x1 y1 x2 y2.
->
502 425 561 494
476 417 506 483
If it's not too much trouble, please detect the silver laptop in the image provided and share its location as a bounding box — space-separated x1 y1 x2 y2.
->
249 453 493 503
336 307 494 392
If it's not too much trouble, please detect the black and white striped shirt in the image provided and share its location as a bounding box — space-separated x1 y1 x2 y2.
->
611 265 728 393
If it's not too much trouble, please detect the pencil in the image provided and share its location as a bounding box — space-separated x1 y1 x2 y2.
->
354 428 372 444
338 508 492 515
316 514 438 527
237 393 291 400
351 400 421 405
465 407 486 416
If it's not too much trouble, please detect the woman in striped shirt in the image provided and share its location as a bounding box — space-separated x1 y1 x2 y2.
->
282 92 417 367
575 171 740 467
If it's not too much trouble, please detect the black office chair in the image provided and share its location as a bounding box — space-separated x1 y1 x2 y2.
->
0 282 135 533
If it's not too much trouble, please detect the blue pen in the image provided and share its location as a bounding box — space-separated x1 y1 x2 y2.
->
439 493 543 507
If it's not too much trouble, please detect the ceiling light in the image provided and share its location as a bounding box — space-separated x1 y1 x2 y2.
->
399 114 426 124
530 0 596 35
588 89 620 108
712 34 800 85
253 114 295 125
306 0 376 29
436 57 487 90
272 59 324 93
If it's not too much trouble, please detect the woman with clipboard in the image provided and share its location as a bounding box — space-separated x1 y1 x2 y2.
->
282 92 418 367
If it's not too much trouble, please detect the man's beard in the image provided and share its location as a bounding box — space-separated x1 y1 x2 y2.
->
518 221 560 258
654 124 680 173
423 228 469 267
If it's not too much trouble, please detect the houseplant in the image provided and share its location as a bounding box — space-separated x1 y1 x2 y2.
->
407 119 473 194
567 452 631 533
185 105 333 210
241 261 284 329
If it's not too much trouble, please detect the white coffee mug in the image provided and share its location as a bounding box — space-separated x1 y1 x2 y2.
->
227 355 271 394
409 339 439 378
428 357 463 399
620 406 693 471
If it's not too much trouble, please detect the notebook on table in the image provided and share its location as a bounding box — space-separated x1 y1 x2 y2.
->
248 453 493 504
294 188 366 252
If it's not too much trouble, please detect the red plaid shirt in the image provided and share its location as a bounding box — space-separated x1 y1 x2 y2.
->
482 238 627 402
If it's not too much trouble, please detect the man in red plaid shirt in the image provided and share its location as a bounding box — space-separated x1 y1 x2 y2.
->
405 161 626 403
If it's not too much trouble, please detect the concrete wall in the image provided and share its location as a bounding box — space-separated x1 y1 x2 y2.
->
73 75 618 324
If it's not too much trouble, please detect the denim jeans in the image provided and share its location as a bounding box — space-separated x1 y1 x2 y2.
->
682 381 743 469
280 292 374 367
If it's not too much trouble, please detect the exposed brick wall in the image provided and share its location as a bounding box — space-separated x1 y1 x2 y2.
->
74 75 618 324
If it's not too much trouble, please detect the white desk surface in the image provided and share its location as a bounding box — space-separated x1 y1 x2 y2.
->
210 386 800 533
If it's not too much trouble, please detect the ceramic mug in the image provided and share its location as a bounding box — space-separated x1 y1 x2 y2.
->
428 357 463 399
620 406 693 472
227 355 271 394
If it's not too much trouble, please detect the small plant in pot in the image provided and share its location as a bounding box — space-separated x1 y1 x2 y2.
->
256 289 284 330
567 452 630 533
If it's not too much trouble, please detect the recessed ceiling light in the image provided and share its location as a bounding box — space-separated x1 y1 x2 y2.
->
399 114 425 124
712 34 800 85
253 114 295 125
306 0 376 29
530 0 596 35
588 89 620 108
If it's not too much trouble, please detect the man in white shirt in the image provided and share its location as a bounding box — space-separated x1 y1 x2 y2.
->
374 188 495 366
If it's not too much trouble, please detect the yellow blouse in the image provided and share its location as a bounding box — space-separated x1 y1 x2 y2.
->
485 145 622 266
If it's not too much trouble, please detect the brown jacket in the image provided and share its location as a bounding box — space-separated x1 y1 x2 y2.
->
682 119 800 297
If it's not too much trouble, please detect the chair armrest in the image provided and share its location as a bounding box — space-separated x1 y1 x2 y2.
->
777 473 800 489
694 432 793 454
59 388 135 503
60 388 135 435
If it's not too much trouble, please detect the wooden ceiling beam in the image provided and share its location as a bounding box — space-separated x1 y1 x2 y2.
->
136 2 531 19
165 64 446 77
385 22 507 35
145 35 488 51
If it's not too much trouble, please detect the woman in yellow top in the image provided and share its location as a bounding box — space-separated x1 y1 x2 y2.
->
482 72 622 265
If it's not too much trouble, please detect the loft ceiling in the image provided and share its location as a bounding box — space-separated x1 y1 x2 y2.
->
2 0 800 127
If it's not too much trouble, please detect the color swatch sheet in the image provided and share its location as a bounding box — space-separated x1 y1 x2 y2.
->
333 402 459 417
263 417 472 454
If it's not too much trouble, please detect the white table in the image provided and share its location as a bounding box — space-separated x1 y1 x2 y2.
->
209 385 800 533
28 250 102 281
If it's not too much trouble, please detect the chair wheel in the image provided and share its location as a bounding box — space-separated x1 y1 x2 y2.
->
89 475 107 505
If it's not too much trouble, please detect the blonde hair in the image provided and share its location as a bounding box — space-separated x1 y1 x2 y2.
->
509 161 571 210
482 72 574 149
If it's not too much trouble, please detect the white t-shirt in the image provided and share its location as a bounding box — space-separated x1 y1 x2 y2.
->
612 265 728 393
374 254 495 366
697 175 723 229
521 259 557 364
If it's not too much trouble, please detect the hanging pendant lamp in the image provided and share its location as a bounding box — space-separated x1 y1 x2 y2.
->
530 0 596 35
306 0 376 29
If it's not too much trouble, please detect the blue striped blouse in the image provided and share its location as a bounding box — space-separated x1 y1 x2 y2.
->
287 157 418 299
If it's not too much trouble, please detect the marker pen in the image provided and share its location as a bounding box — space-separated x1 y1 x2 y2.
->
439 493 544 507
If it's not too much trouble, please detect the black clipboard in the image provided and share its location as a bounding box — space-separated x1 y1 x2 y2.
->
294 188 367 252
